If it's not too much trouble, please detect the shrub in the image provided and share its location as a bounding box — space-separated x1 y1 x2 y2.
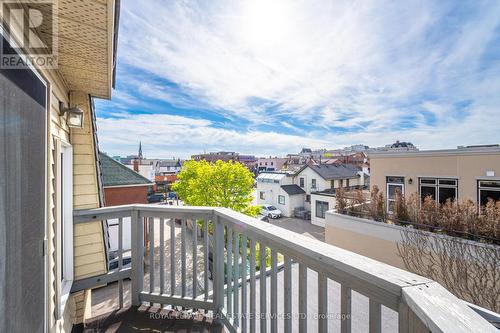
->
344 188 500 242
335 187 347 213
393 188 409 222
369 186 385 221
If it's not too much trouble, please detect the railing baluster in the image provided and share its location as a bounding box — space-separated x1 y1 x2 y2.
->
149 217 155 305
260 243 267 333
318 272 328 333
214 216 225 318
170 218 176 296
159 218 165 299
298 264 307 333
227 227 233 320
369 299 382 333
203 219 209 301
341 285 352 333
270 250 278 333
250 239 256 333
131 210 143 306
233 232 240 328
118 217 123 309
192 219 198 299
283 256 292 333
181 219 187 298
241 235 248 333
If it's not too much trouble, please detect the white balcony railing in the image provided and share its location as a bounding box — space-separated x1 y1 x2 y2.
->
72 204 496 333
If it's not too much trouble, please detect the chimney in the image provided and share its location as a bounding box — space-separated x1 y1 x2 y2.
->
133 158 139 172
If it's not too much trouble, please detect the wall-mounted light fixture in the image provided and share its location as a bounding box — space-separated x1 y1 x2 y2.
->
408 178 413 185
60 102 84 128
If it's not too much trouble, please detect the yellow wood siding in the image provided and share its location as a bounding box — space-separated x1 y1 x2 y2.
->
70 91 108 281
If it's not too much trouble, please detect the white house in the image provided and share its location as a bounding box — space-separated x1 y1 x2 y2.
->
256 164 364 221
294 164 364 226
256 173 306 217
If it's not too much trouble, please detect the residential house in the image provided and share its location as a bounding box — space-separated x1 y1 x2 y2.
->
255 172 306 217
238 154 257 172
192 151 239 162
100 153 153 207
0 1 119 332
295 164 364 226
255 164 364 222
256 157 288 172
126 158 155 183
157 158 182 175
369 145 500 212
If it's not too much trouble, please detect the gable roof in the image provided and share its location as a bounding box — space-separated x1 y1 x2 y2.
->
159 159 182 167
281 184 306 195
307 164 360 180
99 152 153 187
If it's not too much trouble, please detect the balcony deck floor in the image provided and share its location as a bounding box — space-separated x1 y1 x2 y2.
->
80 305 223 333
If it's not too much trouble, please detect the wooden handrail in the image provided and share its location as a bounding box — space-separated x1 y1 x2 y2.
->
73 205 497 333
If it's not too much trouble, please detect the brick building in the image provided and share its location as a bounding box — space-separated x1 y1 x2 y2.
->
100 153 153 206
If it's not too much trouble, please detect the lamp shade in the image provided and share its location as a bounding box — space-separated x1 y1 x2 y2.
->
61 106 84 128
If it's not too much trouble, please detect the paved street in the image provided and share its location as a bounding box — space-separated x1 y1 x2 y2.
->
267 216 325 242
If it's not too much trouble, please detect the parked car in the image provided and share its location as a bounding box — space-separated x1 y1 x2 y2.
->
147 193 165 203
261 204 282 219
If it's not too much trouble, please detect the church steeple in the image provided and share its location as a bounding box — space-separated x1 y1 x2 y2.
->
138 141 143 160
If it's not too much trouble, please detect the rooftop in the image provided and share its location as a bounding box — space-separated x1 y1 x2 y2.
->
369 144 500 158
100 152 153 187
308 164 360 180
280 184 306 195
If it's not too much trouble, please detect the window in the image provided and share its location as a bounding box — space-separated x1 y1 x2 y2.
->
478 180 500 207
271 162 273 165
299 177 305 188
386 176 404 213
259 191 265 200
306 194 310 203
278 195 285 205
419 178 457 204
346 179 350 187
315 200 329 219
58 142 73 314
311 179 317 189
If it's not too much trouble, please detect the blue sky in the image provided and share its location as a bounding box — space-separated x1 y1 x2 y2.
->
95 0 500 159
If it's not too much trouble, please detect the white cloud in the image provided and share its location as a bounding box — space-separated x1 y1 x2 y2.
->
101 0 500 154
97 113 329 158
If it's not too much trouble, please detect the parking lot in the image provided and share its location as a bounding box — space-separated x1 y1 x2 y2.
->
266 216 325 242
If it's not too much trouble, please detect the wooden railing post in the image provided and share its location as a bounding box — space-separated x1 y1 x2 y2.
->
214 215 225 319
131 209 144 306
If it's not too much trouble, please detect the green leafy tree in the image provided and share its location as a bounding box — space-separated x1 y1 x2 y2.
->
172 160 259 216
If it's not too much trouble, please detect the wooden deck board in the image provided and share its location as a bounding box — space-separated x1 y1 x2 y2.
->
79 305 223 333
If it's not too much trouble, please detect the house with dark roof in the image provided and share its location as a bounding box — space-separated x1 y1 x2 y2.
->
100 152 154 206
255 164 365 222
294 164 365 226
256 173 306 217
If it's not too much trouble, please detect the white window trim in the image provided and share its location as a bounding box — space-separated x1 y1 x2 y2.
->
386 181 404 214
58 142 73 315
278 195 285 205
